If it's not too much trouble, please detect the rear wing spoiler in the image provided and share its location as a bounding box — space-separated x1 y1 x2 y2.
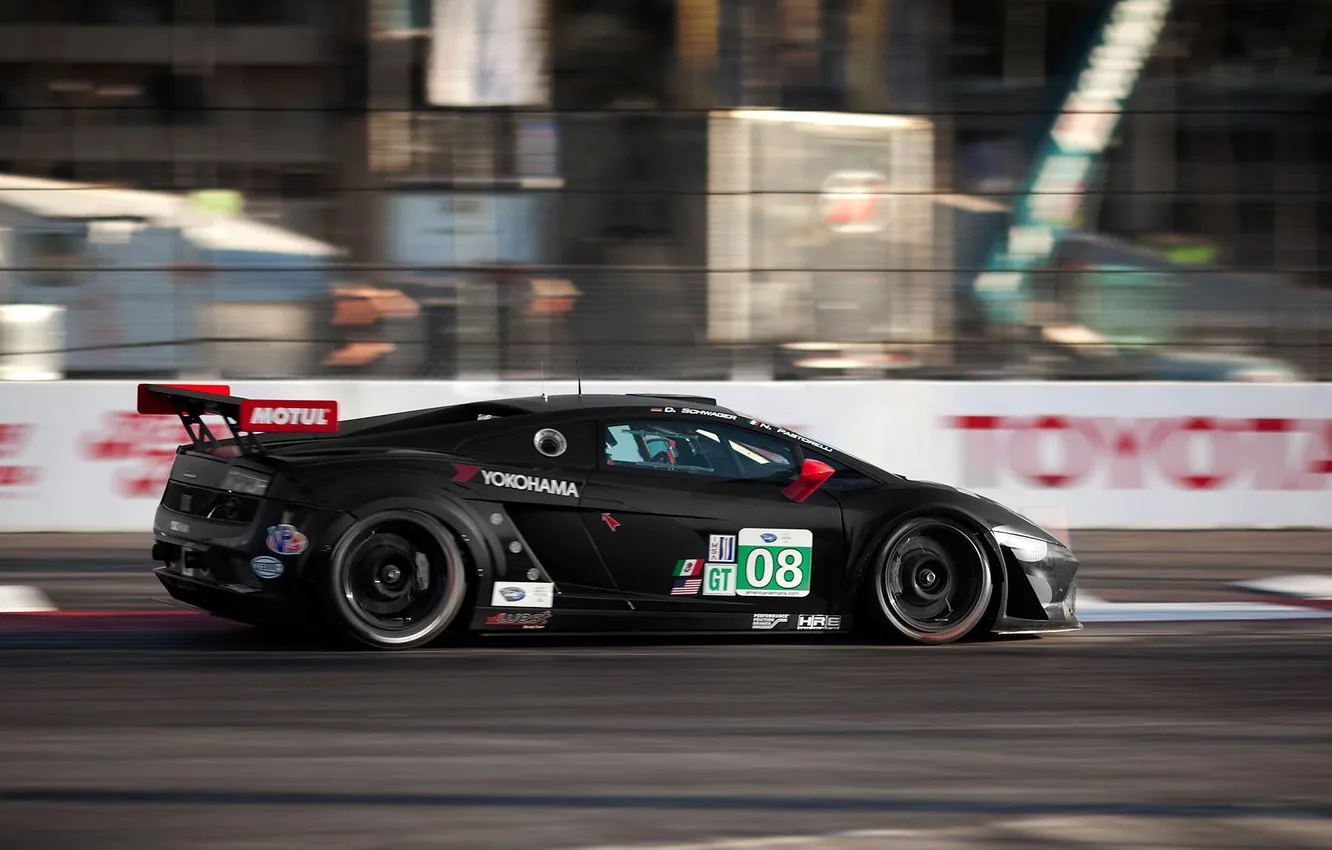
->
137 384 339 455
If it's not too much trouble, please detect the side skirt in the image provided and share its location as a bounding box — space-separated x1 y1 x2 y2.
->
471 607 852 636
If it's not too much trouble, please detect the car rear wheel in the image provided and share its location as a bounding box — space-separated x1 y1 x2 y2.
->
325 510 467 649
869 517 995 645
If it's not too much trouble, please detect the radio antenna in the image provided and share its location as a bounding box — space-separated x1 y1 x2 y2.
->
576 359 583 397
541 362 548 403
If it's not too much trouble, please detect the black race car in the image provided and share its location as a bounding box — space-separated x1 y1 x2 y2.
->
140 384 1080 649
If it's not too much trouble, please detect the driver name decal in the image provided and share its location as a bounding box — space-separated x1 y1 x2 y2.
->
649 406 738 421
775 428 835 454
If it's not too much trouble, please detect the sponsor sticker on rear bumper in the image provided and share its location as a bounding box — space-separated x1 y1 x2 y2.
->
266 524 308 555
250 556 284 580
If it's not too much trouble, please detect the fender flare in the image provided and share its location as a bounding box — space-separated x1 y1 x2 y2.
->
847 504 1006 612
341 493 498 595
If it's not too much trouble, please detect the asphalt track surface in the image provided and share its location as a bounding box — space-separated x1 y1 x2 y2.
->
1 532 1330 850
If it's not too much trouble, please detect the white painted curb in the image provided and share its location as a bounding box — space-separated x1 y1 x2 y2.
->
1233 575 1332 601
1077 592 1327 622
0 585 57 613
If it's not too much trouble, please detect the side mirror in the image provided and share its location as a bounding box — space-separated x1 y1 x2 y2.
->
781 458 835 503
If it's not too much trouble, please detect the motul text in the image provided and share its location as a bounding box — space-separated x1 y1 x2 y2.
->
240 400 339 434
248 407 329 427
951 415 1332 491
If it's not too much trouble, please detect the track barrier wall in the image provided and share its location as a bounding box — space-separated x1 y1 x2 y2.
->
0 380 1329 531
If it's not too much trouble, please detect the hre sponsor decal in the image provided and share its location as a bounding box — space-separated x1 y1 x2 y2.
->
951 415 1332 491
82 411 188 497
0 424 41 492
797 614 842 631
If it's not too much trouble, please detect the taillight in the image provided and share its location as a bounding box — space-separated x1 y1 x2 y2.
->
219 467 271 496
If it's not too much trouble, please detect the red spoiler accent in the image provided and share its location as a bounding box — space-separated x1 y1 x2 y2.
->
136 384 232 415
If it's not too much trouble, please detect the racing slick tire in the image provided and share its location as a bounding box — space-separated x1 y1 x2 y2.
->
324 509 468 649
866 516 996 645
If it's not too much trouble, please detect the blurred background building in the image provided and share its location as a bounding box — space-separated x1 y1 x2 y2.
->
0 0 1329 381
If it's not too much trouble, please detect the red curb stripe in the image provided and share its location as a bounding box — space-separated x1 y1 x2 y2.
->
8 610 202 618
0 610 237 632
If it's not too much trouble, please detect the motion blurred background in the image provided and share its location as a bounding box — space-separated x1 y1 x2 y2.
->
0 0 1327 385
2 8 1332 849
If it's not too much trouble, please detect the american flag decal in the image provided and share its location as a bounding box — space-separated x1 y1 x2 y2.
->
671 577 703 596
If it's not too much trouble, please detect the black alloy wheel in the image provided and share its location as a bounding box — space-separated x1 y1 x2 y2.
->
326 510 467 649
872 517 995 645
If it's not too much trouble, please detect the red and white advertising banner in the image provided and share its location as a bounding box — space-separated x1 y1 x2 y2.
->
0 380 1328 531
925 383 1332 528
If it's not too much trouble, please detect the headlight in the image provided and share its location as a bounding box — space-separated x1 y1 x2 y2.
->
220 467 271 496
992 529 1050 563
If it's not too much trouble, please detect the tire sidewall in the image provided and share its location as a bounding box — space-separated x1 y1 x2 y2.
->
869 516 995 645
326 509 468 649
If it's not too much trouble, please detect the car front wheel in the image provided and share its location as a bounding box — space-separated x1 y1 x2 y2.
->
869 517 995 645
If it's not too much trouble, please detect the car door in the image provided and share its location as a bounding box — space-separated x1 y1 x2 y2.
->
578 417 845 622
453 416 628 611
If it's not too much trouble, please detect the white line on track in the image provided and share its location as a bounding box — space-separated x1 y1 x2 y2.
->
1232 574 1332 601
568 828 921 850
0 584 57 613
1077 592 1330 622
561 817 1332 850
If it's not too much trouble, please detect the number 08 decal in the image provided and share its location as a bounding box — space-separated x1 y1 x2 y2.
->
737 528 813 597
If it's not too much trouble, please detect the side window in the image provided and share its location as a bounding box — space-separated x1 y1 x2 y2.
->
602 421 798 481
